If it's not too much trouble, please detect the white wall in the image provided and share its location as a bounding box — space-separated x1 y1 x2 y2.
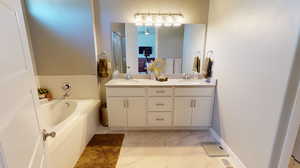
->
206 0 300 167
97 0 209 58
25 0 97 75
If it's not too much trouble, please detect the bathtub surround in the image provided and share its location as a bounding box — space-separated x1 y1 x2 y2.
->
38 75 99 99
74 134 124 168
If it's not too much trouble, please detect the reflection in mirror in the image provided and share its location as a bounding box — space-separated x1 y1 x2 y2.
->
111 23 206 74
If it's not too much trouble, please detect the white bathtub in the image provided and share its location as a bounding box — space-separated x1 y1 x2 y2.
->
39 99 100 168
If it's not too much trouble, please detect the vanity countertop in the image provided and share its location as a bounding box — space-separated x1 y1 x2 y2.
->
105 78 216 87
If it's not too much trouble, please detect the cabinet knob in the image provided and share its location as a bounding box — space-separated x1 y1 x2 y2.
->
156 118 165 121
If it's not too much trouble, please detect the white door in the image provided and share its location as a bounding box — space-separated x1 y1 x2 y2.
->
127 97 146 127
174 97 193 126
0 0 46 168
107 98 127 127
192 97 213 126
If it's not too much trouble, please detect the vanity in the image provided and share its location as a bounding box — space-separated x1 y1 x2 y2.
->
105 79 216 129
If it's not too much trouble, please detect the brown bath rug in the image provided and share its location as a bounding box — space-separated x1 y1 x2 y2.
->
74 134 124 168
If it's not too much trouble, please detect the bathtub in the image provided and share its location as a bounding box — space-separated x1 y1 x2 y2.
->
39 99 100 168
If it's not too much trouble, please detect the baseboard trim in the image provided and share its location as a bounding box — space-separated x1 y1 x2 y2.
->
209 128 247 168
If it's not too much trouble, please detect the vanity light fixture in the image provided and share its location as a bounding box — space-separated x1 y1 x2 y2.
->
134 13 184 27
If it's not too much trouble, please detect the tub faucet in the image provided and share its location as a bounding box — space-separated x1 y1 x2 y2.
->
63 91 71 99
62 83 72 99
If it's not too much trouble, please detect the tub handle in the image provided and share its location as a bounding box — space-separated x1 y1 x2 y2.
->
42 129 56 141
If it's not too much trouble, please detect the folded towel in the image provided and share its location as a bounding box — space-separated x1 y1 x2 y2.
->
197 56 201 73
202 57 210 77
192 56 201 73
206 58 213 78
192 57 198 72
202 57 213 78
98 58 111 78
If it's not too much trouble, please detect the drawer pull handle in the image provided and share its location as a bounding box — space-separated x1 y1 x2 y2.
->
156 103 165 106
156 90 165 93
156 118 165 121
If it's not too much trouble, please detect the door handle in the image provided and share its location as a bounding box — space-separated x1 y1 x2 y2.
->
42 129 56 141
193 100 196 108
126 99 129 108
190 100 193 108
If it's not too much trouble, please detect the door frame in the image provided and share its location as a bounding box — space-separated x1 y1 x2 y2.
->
277 82 300 167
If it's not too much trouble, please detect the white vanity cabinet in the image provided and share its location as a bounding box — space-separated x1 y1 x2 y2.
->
174 97 213 126
106 79 216 129
107 87 147 127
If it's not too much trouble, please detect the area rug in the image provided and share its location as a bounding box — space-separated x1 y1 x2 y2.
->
74 134 124 168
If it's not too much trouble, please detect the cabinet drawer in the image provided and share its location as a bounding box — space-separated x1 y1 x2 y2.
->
148 98 172 111
107 87 146 97
175 87 214 97
148 87 173 97
148 112 172 126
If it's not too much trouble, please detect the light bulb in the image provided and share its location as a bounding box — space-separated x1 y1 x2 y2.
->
174 15 183 23
135 15 142 22
146 15 153 22
145 22 153 26
164 23 172 27
155 23 162 27
173 23 182 27
155 15 163 27
166 15 173 23
135 22 143 26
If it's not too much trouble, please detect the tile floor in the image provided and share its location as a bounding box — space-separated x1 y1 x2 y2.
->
116 130 232 168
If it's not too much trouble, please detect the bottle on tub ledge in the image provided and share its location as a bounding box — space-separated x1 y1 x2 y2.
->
38 88 53 102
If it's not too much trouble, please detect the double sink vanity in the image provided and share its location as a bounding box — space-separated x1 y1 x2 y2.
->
105 78 216 129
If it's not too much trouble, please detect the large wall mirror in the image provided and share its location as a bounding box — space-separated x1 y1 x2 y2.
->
111 23 206 74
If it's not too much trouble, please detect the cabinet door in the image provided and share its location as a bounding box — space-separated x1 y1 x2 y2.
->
127 97 146 127
192 97 213 126
107 97 127 127
174 97 193 126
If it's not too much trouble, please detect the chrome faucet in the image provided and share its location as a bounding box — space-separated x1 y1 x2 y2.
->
125 73 132 80
62 83 72 99
183 73 191 80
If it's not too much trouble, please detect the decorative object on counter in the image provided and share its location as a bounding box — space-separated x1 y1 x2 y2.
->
147 58 166 81
156 74 168 82
38 88 52 100
192 56 201 73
